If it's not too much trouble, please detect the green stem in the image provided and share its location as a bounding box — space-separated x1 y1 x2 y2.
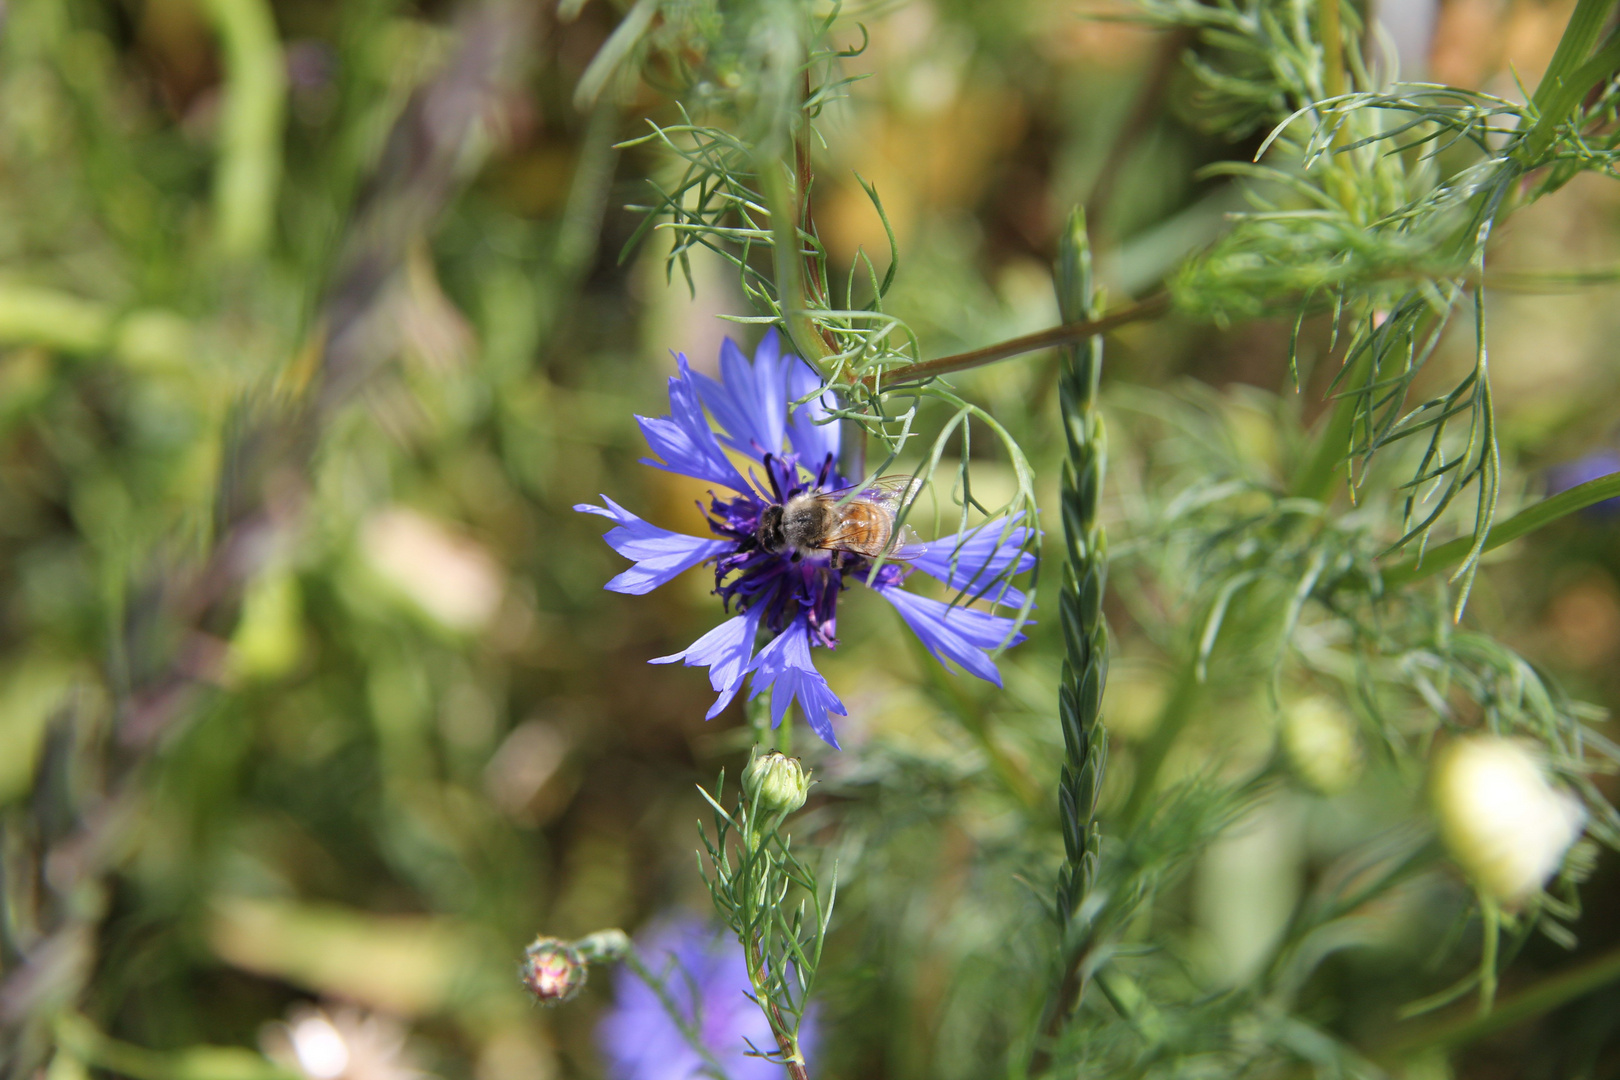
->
1118 659 1201 831
758 155 833 372
1518 0 1620 163
198 0 287 259
1381 939 1620 1060
1478 899 1500 1015
776 709 793 756
1317 0 1345 101
0 285 114 353
745 927 810 1080
620 952 736 1080
1291 382 1362 502
903 631 1041 812
1380 471 1620 588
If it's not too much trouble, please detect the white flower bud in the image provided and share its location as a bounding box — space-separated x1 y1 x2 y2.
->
1433 736 1586 906
1282 696 1361 795
742 751 809 814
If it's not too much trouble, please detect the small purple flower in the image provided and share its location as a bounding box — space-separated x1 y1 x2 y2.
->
577 332 1033 747
597 917 816 1080
1547 450 1620 518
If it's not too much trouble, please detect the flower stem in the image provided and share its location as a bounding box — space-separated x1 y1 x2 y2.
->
776 710 793 756
746 932 810 1080
621 952 734 1080
197 0 286 260
904 631 1041 812
1380 939 1620 1060
1478 899 1500 1015
1290 357 1368 503
1317 0 1345 101
1518 0 1620 164
867 292 1171 391
1118 657 1202 831
760 156 832 372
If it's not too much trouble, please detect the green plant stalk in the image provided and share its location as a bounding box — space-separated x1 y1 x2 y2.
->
199 0 287 259
1295 0 1620 506
571 0 659 111
1381 938 1620 1060
776 706 793 756
736 790 812 1080
1317 0 1346 100
745 930 810 1080
903 630 1042 812
618 952 733 1080
55 1013 297 1080
1030 209 1112 1077
1519 0 1620 163
1291 375 1364 502
0 285 114 353
1118 658 1201 830
1477 899 1500 1015
1380 471 1620 587
758 155 834 373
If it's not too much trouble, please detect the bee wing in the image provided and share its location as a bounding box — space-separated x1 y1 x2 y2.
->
812 476 924 559
816 475 923 516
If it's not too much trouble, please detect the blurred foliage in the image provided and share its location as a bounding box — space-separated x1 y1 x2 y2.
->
1 1 1620 1080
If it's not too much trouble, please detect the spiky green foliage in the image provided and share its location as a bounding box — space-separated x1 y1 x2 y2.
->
697 763 834 1078
1144 0 1620 606
1036 209 1112 1071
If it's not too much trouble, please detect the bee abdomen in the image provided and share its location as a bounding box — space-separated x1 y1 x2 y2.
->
836 502 891 555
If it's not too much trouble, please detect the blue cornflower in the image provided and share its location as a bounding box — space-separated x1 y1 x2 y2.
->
597 916 817 1080
577 332 1033 747
1546 450 1620 518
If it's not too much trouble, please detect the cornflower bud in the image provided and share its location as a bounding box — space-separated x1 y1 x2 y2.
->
520 937 587 1005
1433 736 1586 907
742 751 810 814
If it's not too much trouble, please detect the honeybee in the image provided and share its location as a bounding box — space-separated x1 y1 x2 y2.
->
756 476 923 562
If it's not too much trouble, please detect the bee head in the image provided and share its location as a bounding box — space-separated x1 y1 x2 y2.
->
755 504 787 554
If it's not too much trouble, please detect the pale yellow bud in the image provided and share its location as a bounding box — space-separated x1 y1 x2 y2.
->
742 751 810 814
1282 696 1361 795
1432 736 1585 906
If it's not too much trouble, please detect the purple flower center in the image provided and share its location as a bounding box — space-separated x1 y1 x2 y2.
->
702 451 906 648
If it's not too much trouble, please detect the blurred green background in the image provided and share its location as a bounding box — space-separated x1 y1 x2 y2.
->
2 1 1619 1078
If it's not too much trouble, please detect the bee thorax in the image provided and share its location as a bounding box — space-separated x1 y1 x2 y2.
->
779 495 833 553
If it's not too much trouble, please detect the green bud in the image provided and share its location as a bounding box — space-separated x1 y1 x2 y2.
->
519 937 586 1005
742 750 810 814
1282 696 1361 796
575 928 631 963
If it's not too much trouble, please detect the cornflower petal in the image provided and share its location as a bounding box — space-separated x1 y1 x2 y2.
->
785 350 841 466
749 617 846 748
903 514 1036 608
695 334 789 460
576 497 731 596
637 355 749 490
874 586 1027 688
597 917 791 1080
651 607 764 719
